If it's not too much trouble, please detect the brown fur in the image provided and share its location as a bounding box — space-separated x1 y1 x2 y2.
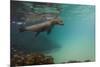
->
19 17 64 37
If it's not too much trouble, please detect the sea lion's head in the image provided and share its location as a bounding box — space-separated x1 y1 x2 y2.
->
51 18 64 25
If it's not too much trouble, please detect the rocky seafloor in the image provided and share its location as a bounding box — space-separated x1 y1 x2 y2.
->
11 48 54 66
11 48 92 66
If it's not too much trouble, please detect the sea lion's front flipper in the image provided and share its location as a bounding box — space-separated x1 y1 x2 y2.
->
35 32 40 37
47 28 52 34
47 25 54 34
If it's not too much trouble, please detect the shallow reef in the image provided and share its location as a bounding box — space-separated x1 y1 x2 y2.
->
11 48 54 66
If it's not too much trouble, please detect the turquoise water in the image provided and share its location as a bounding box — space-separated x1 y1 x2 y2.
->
11 3 95 64
45 4 95 63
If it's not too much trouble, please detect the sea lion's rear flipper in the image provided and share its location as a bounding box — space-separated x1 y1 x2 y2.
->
35 32 40 37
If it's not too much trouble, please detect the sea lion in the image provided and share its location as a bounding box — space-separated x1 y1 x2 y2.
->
19 17 64 37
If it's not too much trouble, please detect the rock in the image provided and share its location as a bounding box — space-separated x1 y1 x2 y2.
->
11 49 54 66
84 60 91 62
67 60 81 63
